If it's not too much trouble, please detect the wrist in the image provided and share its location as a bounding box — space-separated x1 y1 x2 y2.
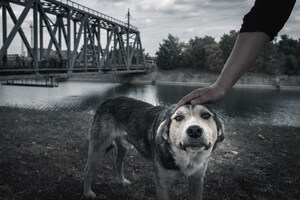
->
213 79 231 94
208 82 226 99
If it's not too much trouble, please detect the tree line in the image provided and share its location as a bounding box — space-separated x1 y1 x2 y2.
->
155 30 300 75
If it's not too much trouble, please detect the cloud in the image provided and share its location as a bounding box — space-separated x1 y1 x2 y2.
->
135 0 176 13
1 0 299 56
58 0 300 55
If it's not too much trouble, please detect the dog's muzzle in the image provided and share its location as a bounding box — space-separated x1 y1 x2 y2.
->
180 142 211 152
180 125 211 152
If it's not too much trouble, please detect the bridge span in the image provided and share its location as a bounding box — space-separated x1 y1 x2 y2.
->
0 0 146 81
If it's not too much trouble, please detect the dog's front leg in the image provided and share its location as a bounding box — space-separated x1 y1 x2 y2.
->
188 174 204 200
153 163 177 200
188 162 208 200
154 173 170 200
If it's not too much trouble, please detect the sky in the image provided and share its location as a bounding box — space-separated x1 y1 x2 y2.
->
77 0 300 56
1 0 300 56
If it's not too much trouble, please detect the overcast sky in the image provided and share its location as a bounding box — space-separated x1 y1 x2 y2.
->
1 0 299 56
77 0 300 56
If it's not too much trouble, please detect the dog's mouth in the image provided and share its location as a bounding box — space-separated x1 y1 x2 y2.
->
180 142 211 152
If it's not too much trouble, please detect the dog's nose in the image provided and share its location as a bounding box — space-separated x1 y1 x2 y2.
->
186 125 203 138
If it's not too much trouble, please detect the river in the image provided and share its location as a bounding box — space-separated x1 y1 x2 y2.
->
0 81 299 127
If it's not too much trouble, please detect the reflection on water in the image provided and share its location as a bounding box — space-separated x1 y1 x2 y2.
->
0 82 299 127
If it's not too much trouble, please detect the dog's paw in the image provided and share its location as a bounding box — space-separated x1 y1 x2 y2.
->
121 178 132 186
84 191 97 199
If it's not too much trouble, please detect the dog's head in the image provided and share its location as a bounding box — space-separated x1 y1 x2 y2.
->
157 104 224 154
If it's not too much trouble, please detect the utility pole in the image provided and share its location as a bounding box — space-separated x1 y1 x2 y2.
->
126 8 130 70
30 21 33 57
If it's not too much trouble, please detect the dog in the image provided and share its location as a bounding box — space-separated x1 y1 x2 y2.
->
83 96 224 200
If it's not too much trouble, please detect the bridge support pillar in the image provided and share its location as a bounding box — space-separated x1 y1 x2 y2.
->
2 4 7 60
33 1 38 72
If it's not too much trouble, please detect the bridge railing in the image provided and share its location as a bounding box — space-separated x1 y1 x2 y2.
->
49 0 138 31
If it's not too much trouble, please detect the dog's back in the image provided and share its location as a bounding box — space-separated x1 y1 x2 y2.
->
84 97 170 198
91 96 168 158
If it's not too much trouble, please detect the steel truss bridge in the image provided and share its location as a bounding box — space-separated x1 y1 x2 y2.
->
0 0 146 81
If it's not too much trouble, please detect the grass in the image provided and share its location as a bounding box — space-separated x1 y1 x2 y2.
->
0 107 299 200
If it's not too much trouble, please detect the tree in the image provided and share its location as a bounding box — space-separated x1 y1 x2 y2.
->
183 36 216 69
252 42 283 74
156 34 184 69
285 54 299 74
277 35 300 74
219 30 238 60
278 34 299 55
144 51 151 60
204 43 224 72
154 31 299 75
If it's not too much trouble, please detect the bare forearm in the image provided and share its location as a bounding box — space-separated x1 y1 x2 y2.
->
215 32 270 91
176 32 270 108
177 0 295 107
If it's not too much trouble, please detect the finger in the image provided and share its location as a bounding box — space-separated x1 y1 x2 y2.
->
176 87 211 109
175 99 187 110
190 92 215 105
190 97 208 105
176 91 199 109
176 98 190 110
176 96 192 109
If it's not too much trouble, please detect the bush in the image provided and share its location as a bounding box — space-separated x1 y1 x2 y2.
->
285 54 299 74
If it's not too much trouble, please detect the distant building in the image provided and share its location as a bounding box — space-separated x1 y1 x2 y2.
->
145 57 157 71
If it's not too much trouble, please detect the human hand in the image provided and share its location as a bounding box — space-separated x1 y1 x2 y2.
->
176 84 227 109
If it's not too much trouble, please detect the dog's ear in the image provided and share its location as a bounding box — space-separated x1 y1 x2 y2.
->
214 115 225 142
212 114 225 149
156 109 173 141
157 119 169 140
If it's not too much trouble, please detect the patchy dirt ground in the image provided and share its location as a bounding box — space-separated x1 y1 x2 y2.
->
0 107 299 200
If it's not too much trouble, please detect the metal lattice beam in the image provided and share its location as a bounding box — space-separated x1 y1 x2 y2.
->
6 3 34 57
0 0 146 78
0 1 33 59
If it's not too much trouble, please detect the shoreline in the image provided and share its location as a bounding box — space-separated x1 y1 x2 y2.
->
68 78 300 91
124 80 300 90
68 69 300 91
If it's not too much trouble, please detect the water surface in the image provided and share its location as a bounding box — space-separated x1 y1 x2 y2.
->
0 82 299 127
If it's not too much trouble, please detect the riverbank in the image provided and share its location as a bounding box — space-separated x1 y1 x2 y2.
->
69 69 300 90
0 107 299 200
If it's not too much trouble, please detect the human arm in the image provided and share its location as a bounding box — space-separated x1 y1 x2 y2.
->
176 0 296 108
176 32 269 107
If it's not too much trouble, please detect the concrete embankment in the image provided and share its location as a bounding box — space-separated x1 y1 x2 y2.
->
68 69 300 90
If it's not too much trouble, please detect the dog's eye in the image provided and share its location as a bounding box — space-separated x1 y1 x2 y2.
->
201 113 211 120
174 115 184 122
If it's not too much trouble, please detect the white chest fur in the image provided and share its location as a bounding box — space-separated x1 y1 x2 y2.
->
172 149 210 177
